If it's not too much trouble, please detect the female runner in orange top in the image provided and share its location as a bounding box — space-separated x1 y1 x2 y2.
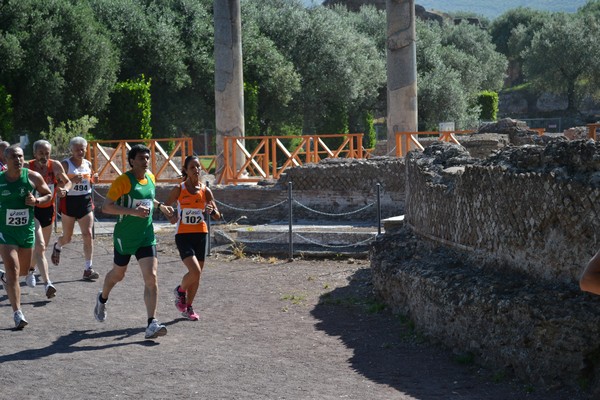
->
164 156 220 320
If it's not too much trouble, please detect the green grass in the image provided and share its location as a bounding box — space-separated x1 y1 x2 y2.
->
281 293 307 305
199 157 215 173
501 82 532 93
365 299 387 314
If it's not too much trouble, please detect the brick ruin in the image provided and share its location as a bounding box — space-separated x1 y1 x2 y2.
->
206 157 406 225
371 139 600 394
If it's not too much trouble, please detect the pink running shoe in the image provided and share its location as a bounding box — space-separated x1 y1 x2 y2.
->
182 305 199 321
174 286 187 312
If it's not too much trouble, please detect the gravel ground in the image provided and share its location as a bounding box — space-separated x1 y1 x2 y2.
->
0 230 587 399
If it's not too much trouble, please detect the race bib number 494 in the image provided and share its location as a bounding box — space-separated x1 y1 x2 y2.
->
72 180 89 193
6 209 29 226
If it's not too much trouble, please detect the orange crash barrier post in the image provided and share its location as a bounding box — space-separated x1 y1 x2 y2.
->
395 132 425 157
588 123 600 140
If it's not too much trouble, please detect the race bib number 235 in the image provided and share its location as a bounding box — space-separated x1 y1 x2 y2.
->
6 209 29 226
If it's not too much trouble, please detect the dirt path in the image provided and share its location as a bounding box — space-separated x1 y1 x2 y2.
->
0 231 587 399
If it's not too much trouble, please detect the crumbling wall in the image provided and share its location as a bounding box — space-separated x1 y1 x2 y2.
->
405 140 600 283
371 227 600 392
372 139 600 393
276 157 405 222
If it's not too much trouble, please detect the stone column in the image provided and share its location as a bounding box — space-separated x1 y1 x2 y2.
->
386 0 418 155
214 0 244 181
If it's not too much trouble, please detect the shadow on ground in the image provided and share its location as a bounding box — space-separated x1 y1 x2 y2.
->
310 268 585 400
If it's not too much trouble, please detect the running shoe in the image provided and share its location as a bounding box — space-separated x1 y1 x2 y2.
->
94 292 107 322
14 310 28 329
174 286 187 312
182 305 199 321
45 282 57 299
83 269 100 281
145 319 167 339
26 270 36 288
51 242 61 265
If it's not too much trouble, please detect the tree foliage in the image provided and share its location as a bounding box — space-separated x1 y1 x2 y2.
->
0 85 14 140
416 20 506 130
521 13 599 111
241 4 302 135
245 0 385 135
40 115 99 156
1 0 580 148
0 0 118 134
489 7 549 61
89 0 214 138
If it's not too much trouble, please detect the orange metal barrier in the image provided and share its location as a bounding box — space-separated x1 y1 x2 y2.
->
394 130 475 157
588 123 600 140
89 138 194 183
528 128 545 136
395 132 424 157
218 133 365 185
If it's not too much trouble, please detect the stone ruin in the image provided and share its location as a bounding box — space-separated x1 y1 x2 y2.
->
371 139 600 394
418 117 592 160
210 157 406 224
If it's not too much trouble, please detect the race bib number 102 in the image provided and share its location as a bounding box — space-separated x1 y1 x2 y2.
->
182 208 204 224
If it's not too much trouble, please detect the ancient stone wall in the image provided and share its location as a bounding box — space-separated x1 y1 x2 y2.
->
371 227 600 392
405 140 600 284
371 139 600 392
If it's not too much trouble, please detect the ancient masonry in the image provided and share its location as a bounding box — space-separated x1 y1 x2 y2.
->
210 157 406 224
371 139 600 393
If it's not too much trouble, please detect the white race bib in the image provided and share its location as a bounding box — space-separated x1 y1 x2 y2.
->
181 208 204 225
6 209 29 226
70 179 90 195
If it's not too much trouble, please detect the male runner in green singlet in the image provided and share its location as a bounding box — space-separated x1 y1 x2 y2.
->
0 145 52 329
94 144 174 339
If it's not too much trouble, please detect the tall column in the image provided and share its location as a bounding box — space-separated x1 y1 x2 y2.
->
386 0 418 155
214 0 244 181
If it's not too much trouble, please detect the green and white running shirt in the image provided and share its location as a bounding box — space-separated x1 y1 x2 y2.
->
107 171 157 255
0 169 35 248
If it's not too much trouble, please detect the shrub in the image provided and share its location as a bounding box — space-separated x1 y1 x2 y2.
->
363 111 376 149
40 115 98 156
477 91 499 121
107 75 152 140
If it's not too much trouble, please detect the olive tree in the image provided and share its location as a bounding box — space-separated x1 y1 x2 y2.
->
521 13 599 111
244 0 386 135
0 0 118 134
90 0 213 137
416 20 507 130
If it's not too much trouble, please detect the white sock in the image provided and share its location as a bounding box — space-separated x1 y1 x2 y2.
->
85 260 92 270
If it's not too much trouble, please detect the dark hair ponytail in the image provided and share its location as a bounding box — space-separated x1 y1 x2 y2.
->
182 155 199 180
